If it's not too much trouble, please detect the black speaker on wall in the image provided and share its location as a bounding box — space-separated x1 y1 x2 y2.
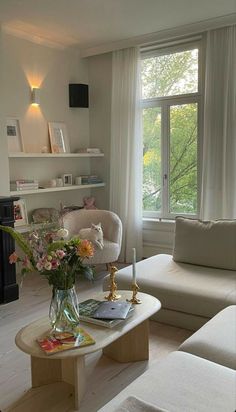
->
69 83 89 108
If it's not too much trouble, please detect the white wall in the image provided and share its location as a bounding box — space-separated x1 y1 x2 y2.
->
0 29 10 196
88 53 112 210
143 219 174 257
2 33 89 153
0 32 101 219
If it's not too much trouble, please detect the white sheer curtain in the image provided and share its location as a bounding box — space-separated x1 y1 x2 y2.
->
110 47 143 262
200 25 236 219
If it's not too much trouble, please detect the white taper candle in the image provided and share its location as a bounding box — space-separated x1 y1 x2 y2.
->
132 247 136 284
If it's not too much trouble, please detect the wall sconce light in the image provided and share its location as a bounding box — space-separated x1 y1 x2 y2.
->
31 87 40 106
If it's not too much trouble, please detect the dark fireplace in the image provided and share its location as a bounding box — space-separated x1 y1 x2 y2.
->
0 196 19 303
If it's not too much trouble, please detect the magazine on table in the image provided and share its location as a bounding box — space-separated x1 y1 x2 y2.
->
79 299 134 328
37 327 95 355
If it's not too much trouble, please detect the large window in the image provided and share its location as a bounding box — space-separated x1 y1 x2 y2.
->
142 43 201 218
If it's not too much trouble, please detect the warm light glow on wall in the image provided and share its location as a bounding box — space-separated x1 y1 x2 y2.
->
31 87 40 106
26 72 43 89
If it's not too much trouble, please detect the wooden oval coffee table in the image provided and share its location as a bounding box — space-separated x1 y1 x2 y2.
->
14 291 161 411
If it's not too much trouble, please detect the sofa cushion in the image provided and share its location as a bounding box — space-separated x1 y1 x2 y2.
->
179 305 236 369
110 254 236 318
98 352 236 412
173 216 236 270
83 239 120 265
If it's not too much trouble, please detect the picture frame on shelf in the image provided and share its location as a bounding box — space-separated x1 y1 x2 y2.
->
6 118 24 153
13 199 28 227
62 174 73 186
48 122 70 153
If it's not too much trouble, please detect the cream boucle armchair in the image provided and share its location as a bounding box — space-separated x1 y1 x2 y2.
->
62 209 122 266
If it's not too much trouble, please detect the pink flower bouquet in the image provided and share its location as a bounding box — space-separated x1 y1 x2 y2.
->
0 225 94 290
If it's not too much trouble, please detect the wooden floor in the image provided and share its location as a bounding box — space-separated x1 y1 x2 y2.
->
0 270 192 412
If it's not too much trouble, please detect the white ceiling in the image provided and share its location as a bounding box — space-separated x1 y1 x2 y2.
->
0 0 235 51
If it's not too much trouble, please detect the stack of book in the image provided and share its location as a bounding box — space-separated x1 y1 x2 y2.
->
10 179 39 191
81 175 103 184
76 148 101 154
79 299 134 328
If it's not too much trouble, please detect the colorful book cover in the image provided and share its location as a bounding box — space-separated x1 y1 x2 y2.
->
37 327 95 355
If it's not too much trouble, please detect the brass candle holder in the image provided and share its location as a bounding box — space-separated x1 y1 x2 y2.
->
104 265 121 301
127 282 142 304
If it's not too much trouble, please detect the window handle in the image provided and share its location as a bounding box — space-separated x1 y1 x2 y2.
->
163 174 167 186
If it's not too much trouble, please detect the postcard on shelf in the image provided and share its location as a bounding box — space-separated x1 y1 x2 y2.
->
6 118 24 153
79 299 134 328
37 327 95 355
48 122 70 154
13 198 28 227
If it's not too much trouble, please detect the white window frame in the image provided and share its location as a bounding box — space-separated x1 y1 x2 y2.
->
141 40 203 220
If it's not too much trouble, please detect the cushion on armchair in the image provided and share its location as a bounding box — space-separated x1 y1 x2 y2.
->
63 209 122 265
173 217 236 271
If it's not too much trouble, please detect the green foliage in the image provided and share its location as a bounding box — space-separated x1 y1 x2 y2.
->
47 240 66 252
77 265 94 281
0 224 34 263
0 225 94 289
143 107 162 211
141 49 198 98
169 103 197 213
142 48 198 214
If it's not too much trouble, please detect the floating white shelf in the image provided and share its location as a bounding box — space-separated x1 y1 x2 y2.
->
9 152 104 158
10 183 105 196
15 223 52 234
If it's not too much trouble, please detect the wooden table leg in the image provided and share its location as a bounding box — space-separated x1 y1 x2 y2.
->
103 320 149 363
31 355 86 409
62 356 86 409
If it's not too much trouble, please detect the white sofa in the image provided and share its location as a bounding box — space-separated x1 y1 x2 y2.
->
98 305 236 412
104 217 236 330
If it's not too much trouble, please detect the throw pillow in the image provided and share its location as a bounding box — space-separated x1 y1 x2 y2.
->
173 216 236 271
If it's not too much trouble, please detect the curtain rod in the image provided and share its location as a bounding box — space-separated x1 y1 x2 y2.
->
141 35 202 53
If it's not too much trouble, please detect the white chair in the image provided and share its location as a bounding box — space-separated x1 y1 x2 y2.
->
62 209 122 266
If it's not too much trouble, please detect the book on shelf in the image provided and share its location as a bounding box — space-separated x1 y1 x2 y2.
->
15 179 38 183
11 185 39 191
80 175 99 179
79 299 134 328
76 148 101 154
81 175 103 184
10 179 39 191
37 327 95 355
82 181 103 185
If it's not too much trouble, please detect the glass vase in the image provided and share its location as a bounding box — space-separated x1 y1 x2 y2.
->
49 286 80 335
